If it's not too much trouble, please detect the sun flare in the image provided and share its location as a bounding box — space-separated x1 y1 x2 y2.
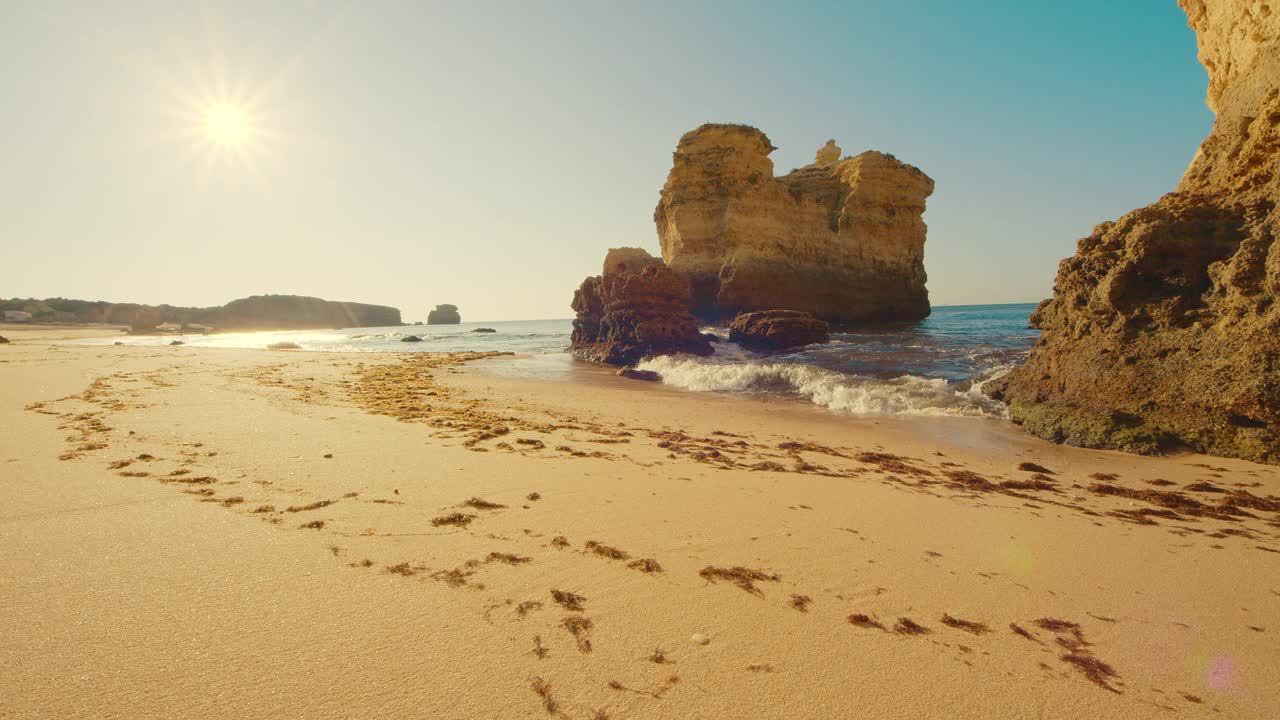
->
202 104 250 147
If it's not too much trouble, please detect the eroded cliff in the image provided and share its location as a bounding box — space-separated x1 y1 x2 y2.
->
989 0 1280 462
1 295 401 331
653 124 935 324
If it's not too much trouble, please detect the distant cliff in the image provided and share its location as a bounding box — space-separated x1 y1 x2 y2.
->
988 0 1280 463
654 124 934 323
0 295 401 331
218 296 401 329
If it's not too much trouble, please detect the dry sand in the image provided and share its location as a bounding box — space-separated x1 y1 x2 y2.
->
2 324 1278 719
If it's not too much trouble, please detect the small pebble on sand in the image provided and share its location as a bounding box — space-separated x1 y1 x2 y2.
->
691 633 710 646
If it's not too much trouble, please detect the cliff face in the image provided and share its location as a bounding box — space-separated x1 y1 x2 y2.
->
654 124 935 324
219 296 401 329
1 295 401 330
988 0 1280 463
570 248 713 365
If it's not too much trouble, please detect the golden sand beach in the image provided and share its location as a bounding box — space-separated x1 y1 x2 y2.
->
2 325 1278 719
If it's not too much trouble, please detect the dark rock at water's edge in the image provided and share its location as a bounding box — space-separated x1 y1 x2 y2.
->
472 328 497 333
617 367 662 382
169 340 184 346
113 341 123 346
401 335 423 343
0 294 401 333
427 304 461 325
0 336 8 344
729 310 830 351
571 248 713 366
654 124 934 324
987 1 1280 464
268 341 302 350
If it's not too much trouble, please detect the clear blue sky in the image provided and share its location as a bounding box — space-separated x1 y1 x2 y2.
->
1 0 1210 321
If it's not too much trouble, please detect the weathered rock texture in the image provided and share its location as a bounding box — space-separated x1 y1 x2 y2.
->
988 0 1280 463
729 310 831 351
1 295 400 331
427 304 461 325
570 248 713 365
654 124 935 324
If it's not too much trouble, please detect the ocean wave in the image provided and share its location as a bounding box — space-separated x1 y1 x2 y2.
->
635 352 1011 418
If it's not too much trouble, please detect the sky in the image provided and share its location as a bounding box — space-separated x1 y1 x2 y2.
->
1 0 1212 322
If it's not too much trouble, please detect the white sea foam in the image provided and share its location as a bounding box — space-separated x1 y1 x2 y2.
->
636 350 1011 418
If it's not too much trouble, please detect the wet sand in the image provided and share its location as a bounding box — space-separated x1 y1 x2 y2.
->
2 324 1278 719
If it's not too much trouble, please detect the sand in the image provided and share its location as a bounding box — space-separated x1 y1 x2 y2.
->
1 323 1278 719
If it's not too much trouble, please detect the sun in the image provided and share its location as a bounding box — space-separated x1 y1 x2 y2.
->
202 104 251 147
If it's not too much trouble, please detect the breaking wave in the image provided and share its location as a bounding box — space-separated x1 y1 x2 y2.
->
635 353 1014 418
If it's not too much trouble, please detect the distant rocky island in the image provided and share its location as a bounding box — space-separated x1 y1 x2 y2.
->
571 124 931 364
989 0 1279 463
0 295 401 332
427 304 461 324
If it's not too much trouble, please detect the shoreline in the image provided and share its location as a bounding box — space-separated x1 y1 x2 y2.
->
50 312 1029 422
2 325 1278 718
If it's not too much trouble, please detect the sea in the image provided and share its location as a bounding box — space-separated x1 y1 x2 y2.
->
82 303 1039 419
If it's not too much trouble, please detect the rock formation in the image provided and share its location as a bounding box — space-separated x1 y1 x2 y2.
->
427 304 461 325
988 0 1280 463
570 248 713 365
653 124 935 324
616 367 663 382
728 310 831 351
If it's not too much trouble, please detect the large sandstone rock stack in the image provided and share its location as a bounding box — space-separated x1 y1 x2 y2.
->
654 124 935 323
570 248 713 365
989 0 1280 463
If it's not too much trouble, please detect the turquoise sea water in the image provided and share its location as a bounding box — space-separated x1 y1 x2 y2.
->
82 304 1039 418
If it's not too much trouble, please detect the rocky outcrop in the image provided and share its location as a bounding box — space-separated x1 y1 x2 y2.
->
602 247 664 276
654 124 934 324
729 310 831 351
427 304 461 325
988 0 1280 463
571 248 713 365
